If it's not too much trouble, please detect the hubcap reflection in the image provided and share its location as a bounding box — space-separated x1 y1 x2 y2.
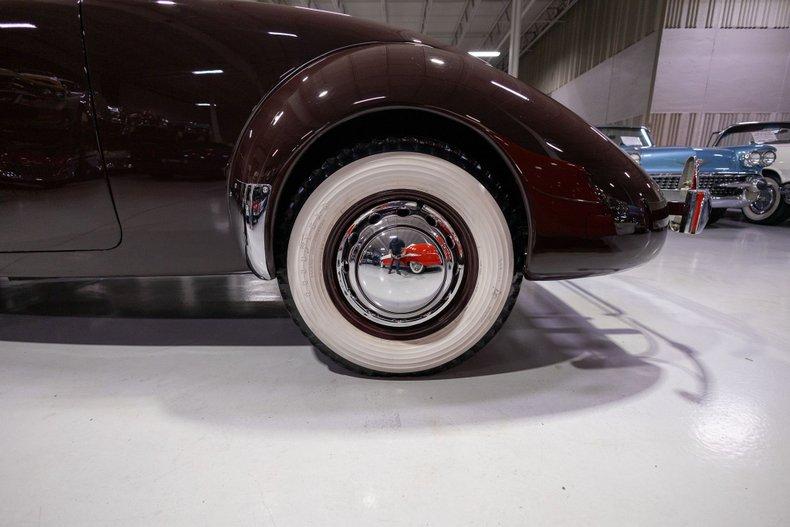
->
335 200 465 327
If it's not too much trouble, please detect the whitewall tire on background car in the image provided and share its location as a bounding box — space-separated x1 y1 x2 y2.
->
277 138 522 376
742 175 789 225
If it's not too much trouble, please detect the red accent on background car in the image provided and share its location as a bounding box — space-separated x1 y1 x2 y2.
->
380 243 442 270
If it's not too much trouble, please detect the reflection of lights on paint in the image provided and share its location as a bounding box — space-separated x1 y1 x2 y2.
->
490 80 529 101
294 6 349 16
155 0 176 5
272 110 284 125
545 141 563 153
192 69 223 75
195 103 215 107
268 31 298 38
353 96 386 105
469 50 500 58
318 90 329 98
430 58 445 65
0 22 37 29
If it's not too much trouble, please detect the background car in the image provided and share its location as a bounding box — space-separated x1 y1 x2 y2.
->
380 242 442 274
599 125 776 224
709 122 790 225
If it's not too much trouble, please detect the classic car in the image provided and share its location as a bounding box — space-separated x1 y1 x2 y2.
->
709 122 790 225
1 0 709 376
599 126 775 224
380 242 443 274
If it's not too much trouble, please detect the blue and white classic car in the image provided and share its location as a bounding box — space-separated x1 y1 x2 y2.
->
599 126 776 224
709 122 789 225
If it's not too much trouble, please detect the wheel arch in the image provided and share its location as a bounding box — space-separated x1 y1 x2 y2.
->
269 107 532 270
228 43 539 280
762 168 782 183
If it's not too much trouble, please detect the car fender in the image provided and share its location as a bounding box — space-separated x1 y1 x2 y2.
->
228 42 667 280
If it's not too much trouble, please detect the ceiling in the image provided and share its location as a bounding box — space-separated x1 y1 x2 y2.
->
260 0 572 61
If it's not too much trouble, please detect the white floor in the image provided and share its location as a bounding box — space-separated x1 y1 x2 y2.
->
1 214 789 526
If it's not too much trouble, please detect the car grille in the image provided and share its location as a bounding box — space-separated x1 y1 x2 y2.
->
651 175 681 190
649 173 747 197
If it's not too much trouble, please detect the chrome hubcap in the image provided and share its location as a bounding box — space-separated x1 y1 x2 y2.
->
750 182 777 215
335 200 465 327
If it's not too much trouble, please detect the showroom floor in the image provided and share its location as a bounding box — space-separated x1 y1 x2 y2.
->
1 212 789 526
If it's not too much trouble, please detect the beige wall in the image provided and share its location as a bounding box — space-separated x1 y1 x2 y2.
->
649 0 790 145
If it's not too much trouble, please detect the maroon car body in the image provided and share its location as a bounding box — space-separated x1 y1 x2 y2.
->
0 0 668 277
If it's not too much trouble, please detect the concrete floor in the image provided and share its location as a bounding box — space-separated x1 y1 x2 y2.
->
1 213 789 526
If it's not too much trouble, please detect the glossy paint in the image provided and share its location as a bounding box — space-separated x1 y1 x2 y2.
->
2 1 668 280
638 145 774 176
0 0 120 252
230 43 668 280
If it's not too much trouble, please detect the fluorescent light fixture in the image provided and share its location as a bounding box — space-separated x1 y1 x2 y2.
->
490 80 529 101
353 96 386 105
195 102 215 107
430 58 445 65
468 50 500 58
268 31 298 38
0 23 37 29
192 69 223 75
318 90 329 98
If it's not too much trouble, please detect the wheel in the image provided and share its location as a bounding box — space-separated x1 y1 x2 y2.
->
409 261 424 274
742 176 790 225
277 137 523 376
706 209 726 225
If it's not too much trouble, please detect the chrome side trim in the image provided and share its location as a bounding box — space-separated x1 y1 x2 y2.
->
230 179 273 280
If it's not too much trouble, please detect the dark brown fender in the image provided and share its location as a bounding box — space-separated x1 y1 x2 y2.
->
229 43 669 281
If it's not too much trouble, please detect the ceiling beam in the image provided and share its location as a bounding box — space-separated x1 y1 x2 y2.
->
420 0 433 34
450 0 482 47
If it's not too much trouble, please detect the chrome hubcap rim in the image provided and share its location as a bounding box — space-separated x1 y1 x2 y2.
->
335 200 465 328
750 183 777 215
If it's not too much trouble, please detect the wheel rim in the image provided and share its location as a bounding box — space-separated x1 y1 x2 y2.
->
333 198 465 328
748 179 779 217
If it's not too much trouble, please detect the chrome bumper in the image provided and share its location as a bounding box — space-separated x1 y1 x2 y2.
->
667 189 711 235
654 175 765 209
229 180 273 280
709 177 766 208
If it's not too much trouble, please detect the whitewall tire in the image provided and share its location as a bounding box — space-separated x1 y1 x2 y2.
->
280 144 520 376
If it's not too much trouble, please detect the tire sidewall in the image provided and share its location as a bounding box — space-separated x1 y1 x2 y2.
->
285 152 514 374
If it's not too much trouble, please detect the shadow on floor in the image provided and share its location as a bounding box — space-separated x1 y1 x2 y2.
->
0 276 701 427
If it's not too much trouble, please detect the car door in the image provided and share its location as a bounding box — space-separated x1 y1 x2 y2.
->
0 0 120 252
